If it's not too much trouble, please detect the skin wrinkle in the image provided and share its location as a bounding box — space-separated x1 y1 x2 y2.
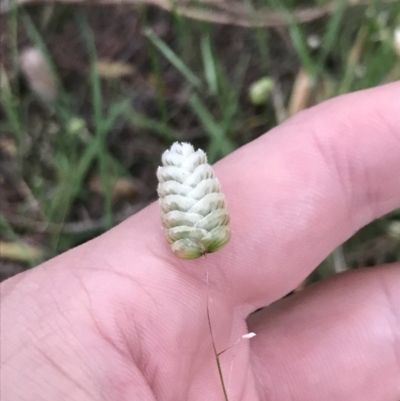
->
287 381 301 401
36 274 109 388
242 362 262 401
42 263 156 400
344 114 393 224
309 123 354 227
84 234 222 396
248 309 272 401
92 278 156 374
126 311 157 386
373 105 400 148
389 125 400 147
379 267 400 382
175 351 202 400
313 106 388 231
73 269 147 386
287 85 400 227
73 270 114 343
2 337 28 365
355 107 400 223
233 342 255 401
45 326 104 397
2 283 42 360
247 266 400 401
208 304 253 399
34 345 98 401
116 303 144 363
207 265 233 304
65 267 160 401
122 279 205 399
361 153 379 224
127 328 165 399
107 368 157 401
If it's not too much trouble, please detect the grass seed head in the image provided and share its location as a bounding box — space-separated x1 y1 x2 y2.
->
157 142 231 259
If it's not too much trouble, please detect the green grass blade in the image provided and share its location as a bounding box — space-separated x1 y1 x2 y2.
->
144 27 203 90
201 30 218 95
125 108 180 140
189 94 235 162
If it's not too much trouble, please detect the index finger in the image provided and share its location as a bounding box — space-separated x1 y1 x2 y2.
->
84 82 400 311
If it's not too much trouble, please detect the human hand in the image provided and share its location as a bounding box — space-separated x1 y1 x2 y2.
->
2 82 400 401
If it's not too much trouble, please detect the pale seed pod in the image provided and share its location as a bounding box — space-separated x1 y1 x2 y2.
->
157 142 231 259
19 47 57 101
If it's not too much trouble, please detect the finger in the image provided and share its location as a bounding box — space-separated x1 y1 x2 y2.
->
212 82 400 309
71 82 400 309
247 264 400 401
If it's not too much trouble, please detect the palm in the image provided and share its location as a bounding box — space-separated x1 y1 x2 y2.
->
81 253 257 400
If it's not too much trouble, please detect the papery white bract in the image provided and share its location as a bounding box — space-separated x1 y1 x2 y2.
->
157 142 231 259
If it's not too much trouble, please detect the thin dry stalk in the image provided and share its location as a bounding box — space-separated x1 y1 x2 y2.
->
1 0 397 28
288 67 314 116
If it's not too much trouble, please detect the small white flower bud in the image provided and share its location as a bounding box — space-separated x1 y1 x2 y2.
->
157 142 231 259
248 77 273 105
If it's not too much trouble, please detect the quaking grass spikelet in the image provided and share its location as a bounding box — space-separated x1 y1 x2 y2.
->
157 142 231 259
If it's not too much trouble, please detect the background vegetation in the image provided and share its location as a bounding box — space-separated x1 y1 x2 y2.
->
1 0 399 284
